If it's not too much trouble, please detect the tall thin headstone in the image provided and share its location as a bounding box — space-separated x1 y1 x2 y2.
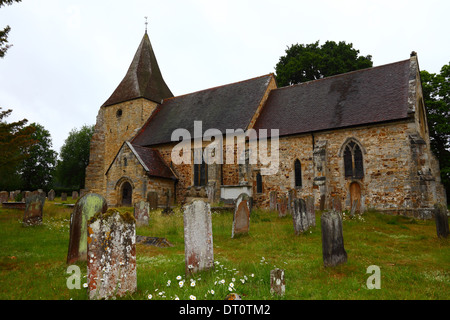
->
434 203 449 238
269 191 277 211
277 197 288 218
183 200 214 274
23 193 45 226
87 209 136 300
321 197 347 267
305 196 315 227
292 198 309 235
232 193 251 238
147 191 158 210
67 193 108 264
134 200 150 227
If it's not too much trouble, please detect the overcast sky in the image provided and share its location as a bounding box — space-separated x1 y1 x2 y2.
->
1 0 449 155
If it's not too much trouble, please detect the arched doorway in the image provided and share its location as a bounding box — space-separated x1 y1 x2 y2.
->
121 181 132 206
349 182 361 213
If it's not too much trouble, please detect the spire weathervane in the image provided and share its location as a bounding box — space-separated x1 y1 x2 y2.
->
144 16 148 34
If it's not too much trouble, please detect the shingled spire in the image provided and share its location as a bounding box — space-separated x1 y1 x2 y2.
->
102 32 173 107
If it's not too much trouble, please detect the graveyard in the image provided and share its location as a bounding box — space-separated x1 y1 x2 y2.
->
0 193 448 300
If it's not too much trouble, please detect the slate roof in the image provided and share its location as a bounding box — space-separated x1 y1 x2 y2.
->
253 59 412 137
102 33 173 107
132 74 274 146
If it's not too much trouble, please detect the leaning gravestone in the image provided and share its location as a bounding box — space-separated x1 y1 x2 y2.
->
183 199 214 274
232 193 251 238
434 203 449 238
87 209 136 300
67 193 108 264
23 193 45 226
147 191 158 210
321 200 347 267
292 198 309 235
270 268 285 296
134 200 149 227
48 189 55 201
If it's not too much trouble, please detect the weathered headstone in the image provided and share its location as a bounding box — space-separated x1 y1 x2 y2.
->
287 189 297 215
277 197 288 218
183 199 214 274
434 203 449 238
269 191 277 211
48 189 55 201
0 191 8 203
134 200 149 227
72 191 79 200
305 196 315 227
67 193 108 264
232 193 251 238
321 202 347 267
147 191 158 210
61 193 67 201
270 268 285 296
23 193 45 226
87 209 137 300
292 198 309 235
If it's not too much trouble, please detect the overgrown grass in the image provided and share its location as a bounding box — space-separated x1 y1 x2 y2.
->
0 199 448 300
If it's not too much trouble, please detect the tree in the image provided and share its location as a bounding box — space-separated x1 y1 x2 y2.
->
420 63 450 203
19 123 57 190
0 0 22 58
0 108 36 190
55 125 94 189
275 40 373 87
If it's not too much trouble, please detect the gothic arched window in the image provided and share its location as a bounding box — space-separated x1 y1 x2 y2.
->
343 140 364 179
294 159 302 188
256 172 263 193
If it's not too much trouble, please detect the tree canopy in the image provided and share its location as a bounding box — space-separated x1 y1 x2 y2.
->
275 40 373 87
0 0 22 58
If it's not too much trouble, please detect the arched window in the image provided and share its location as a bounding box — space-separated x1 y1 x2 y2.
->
256 172 263 193
193 148 207 186
343 140 364 179
294 159 302 188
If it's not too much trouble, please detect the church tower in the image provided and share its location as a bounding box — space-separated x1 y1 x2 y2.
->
85 31 173 196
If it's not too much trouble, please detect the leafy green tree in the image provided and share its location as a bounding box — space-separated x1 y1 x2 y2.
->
0 108 36 190
275 40 373 86
0 0 22 58
19 123 57 190
55 125 94 189
420 63 450 203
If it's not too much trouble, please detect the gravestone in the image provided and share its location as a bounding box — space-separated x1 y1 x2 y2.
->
87 209 136 300
434 203 449 238
269 191 277 211
305 196 315 227
80 189 87 198
61 193 67 201
134 200 149 227
183 199 214 274
277 197 288 218
270 268 285 296
321 200 347 267
72 191 79 200
292 198 309 235
67 193 108 264
0 191 8 203
232 193 251 238
147 191 158 210
23 193 45 226
287 189 297 215
48 189 55 201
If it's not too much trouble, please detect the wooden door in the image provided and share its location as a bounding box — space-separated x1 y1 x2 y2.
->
350 182 361 213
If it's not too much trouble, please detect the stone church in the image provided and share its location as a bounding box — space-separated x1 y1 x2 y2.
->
85 31 447 218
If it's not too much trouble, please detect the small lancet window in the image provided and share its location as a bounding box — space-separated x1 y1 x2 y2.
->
123 157 128 167
294 159 302 188
343 141 364 179
256 172 263 193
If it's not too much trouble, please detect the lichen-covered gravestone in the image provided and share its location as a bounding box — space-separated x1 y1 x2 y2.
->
134 200 149 227
67 193 108 264
434 203 449 238
232 193 251 238
183 199 214 274
292 198 309 235
270 268 285 296
321 202 347 267
87 209 136 300
23 193 45 226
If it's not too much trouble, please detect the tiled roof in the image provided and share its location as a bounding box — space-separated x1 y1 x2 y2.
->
129 143 177 180
102 33 173 107
132 74 274 146
253 59 412 137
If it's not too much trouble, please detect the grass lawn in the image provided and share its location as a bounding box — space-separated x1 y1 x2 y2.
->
0 198 448 300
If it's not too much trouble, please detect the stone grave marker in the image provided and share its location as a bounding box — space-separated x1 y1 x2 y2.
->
48 189 55 201
134 200 150 227
434 203 449 238
72 191 79 200
147 191 158 210
67 193 108 264
232 193 251 238
292 198 309 235
269 191 277 211
270 268 285 296
305 196 315 227
321 199 347 267
0 191 9 203
61 193 67 201
277 196 288 218
23 193 45 226
87 209 136 300
183 199 214 274
287 189 296 215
